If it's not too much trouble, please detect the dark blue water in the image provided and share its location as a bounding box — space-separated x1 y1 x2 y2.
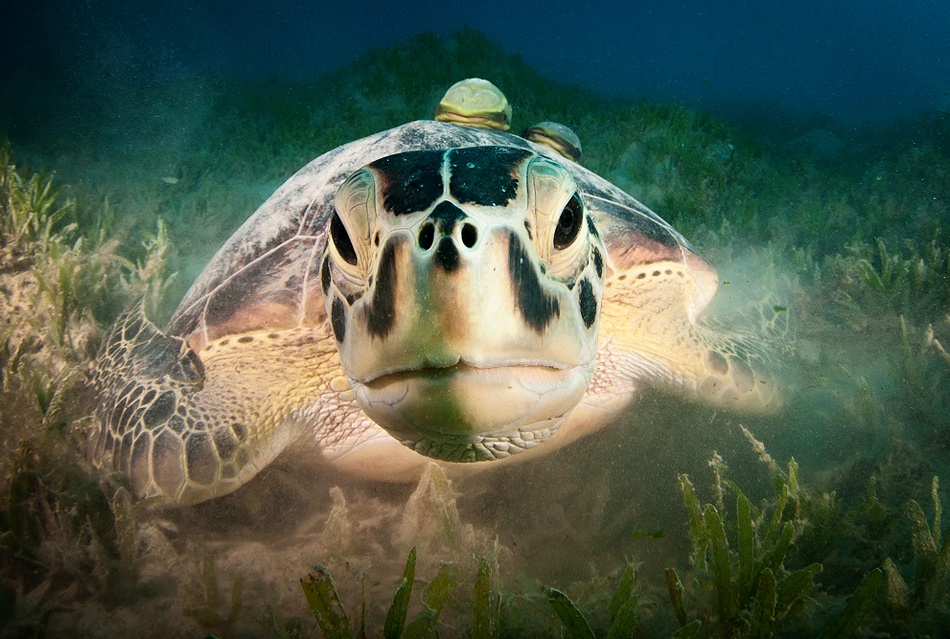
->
3 0 948 124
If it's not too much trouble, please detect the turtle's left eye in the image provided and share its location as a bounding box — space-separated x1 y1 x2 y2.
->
553 194 583 250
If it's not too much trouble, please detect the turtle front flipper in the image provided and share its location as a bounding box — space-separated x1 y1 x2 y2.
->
580 256 782 423
92 303 337 506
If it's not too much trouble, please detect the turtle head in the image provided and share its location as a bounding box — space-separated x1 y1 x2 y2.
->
321 146 606 462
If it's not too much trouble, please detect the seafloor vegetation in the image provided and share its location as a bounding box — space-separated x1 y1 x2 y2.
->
2 29 950 637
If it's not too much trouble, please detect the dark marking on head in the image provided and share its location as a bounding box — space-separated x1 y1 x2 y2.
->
429 200 466 233
237 336 254 344
331 297 347 342
524 220 532 240
433 236 460 272
578 279 598 329
508 232 560 332
320 255 331 295
592 247 604 278
367 242 398 337
370 150 445 216
449 147 530 206
586 215 600 238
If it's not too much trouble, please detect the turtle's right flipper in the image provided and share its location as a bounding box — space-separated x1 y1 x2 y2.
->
93 304 277 505
93 302 232 506
93 302 349 506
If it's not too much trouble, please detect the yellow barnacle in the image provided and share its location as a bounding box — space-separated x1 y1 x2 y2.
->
434 78 512 131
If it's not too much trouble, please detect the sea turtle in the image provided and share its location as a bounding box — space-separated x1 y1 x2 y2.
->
91 79 780 507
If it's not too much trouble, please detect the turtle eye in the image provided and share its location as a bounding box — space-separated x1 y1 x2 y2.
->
330 210 359 266
552 194 584 250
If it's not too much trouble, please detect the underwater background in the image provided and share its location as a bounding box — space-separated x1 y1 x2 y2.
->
2 1 950 637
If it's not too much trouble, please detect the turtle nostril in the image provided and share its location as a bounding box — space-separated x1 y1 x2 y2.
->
461 223 478 248
418 222 435 250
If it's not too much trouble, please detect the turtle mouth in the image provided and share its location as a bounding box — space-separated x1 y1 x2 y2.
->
359 359 567 386
351 359 592 460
